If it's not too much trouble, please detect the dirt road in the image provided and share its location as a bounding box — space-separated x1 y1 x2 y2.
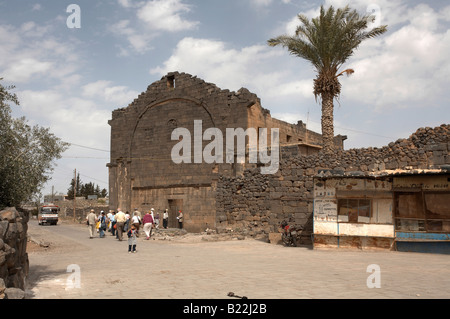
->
25 218 450 299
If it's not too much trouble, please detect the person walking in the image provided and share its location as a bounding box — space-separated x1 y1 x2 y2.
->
142 211 154 240
115 208 126 241
177 210 184 229
99 211 107 238
133 208 141 219
150 208 155 222
107 210 113 232
110 212 116 237
163 209 169 229
124 211 131 233
86 209 97 239
127 225 138 253
155 211 160 229
96 212 102 234
131 211 142 237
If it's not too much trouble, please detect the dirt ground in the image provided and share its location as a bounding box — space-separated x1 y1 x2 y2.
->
25 217 450 300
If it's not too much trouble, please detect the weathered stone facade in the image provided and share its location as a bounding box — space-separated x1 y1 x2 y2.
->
108 72 341 232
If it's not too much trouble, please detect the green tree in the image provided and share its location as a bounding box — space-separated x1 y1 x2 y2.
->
82 181 96 198
67 175 107 199
67 173 82 200
94 184 101 197
268 5 387 153
0 78 69 208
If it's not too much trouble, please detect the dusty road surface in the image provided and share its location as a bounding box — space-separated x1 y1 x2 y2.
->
25 218 450 299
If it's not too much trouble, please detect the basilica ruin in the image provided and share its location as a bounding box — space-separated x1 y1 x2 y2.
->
107 72 346 232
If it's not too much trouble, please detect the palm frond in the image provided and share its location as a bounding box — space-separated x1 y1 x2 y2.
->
268 4 388 98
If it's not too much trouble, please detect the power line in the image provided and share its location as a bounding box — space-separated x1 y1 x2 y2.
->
65 141 110 153
306 119 396 139
62 156 109 160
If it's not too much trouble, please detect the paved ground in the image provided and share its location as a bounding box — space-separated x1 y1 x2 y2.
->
25 218 450 300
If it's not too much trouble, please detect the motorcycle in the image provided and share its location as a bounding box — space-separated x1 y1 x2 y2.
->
280 220 300 247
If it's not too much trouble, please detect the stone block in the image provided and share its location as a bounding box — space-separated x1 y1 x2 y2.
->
4 287 25 299
0 209 17 222
268 232 282 245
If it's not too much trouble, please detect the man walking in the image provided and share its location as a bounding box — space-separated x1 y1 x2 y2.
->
177 210 183 229
115 208 126 241
86 209 97 239
163 209 169 229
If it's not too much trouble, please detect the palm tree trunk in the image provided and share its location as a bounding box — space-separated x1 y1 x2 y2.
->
321 93 335 153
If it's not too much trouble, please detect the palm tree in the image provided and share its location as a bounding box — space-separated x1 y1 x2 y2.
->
268 5 387 153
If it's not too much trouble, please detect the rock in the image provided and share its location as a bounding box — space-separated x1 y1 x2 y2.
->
0 208 18 222
4 287 25 299
0 221 9 238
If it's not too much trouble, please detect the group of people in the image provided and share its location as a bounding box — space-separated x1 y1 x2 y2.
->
86 207 184 253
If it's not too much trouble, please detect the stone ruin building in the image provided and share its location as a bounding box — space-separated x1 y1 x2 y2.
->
107 72 346 232
109 72 449 250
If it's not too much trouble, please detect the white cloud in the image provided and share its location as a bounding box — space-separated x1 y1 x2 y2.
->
3 58 52 83
341 5 450 110
82 80 139 107
111 0 199 54
0 22 82 85
150 37 288 94
117 0 134 8
110 19 154 54
32 4 41 11
266 80 313 99
137 0 199 32
249 0 273 7
17 89 111 148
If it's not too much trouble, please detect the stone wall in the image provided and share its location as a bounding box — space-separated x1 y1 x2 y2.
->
216 124 450 244
0 207 29 299
56 199 109 223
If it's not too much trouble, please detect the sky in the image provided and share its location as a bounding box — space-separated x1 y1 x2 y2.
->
0 0 449 199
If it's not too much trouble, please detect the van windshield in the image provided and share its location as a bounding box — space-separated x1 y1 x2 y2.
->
42 207 59 214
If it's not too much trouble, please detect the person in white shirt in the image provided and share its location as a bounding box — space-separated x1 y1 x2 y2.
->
131 212 142 236
163 209 169 229
115 209 126 241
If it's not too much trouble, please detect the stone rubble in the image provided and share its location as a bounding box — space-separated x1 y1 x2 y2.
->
0 207 29 299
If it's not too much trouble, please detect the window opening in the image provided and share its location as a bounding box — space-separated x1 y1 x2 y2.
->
167 75 175 89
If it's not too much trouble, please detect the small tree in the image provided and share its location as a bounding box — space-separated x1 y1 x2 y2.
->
67 173 82 200
0 78 69 208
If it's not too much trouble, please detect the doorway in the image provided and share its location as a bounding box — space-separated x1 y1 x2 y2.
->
168 199 183 228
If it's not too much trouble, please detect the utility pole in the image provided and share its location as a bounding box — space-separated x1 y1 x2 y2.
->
73 169 76 222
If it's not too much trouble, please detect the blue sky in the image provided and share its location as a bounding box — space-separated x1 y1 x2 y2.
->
0 0 449 198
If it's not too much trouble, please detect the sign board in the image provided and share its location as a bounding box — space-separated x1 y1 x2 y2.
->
393 175 449 190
